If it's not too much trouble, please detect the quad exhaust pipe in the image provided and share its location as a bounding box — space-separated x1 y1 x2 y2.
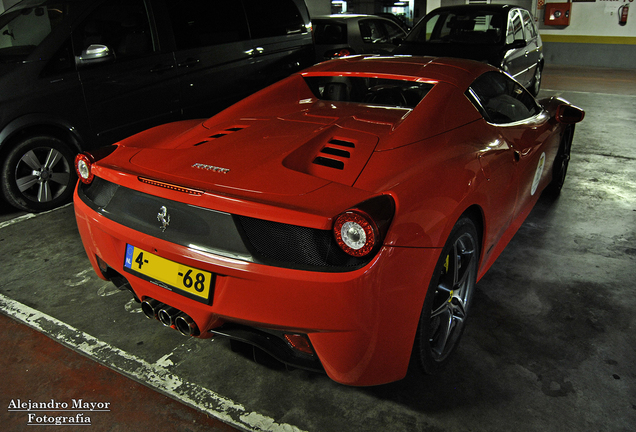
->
140 298 199 336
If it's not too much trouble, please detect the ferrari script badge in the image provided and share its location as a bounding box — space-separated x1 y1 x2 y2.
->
192 163 230 174
157 206 170 232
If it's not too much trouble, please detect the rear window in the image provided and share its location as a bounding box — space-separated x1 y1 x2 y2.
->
304 76 433 108
0 1 69 61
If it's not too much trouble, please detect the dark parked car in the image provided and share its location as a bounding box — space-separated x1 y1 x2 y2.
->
0 0 313 212
313 14 406 63
395 4 543 95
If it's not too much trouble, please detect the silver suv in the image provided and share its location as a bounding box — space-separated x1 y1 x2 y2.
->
395 4 543 96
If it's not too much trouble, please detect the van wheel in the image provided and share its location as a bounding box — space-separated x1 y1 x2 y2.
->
1 136 77 212
413 216 479 374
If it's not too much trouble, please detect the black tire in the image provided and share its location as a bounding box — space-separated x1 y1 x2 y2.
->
546 125 574 196
530 64 542 97
1 136 77 212
413 216 480 374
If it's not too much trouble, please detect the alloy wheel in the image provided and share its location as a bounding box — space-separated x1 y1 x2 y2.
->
428 231 478 361
14 146 71 204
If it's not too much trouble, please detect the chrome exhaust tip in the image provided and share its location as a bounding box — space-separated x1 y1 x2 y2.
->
175 314 200 337
158 306 181 327
141 298 164 320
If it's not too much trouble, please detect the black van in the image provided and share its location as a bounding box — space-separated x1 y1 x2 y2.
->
0 0 314 212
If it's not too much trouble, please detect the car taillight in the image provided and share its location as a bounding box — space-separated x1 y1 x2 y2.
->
325 48 353 59
75 153 94 184
334 210 378 257
74 145 117 184
333 195 395 257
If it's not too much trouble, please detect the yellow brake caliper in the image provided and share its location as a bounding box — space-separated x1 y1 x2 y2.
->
444 254 454 301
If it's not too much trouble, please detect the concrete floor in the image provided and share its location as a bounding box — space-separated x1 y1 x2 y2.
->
1 65 635 432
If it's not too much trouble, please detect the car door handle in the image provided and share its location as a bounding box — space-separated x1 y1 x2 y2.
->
178 58 200 68
246 47 265 56
150 64 175 73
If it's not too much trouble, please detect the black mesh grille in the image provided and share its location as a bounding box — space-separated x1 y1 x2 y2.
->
236 216 371 270
81 177 119 208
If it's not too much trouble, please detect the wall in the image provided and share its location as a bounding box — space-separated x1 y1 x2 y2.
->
306 0 332 16
425 0 636 68
539 0 636 68
0 0 20 13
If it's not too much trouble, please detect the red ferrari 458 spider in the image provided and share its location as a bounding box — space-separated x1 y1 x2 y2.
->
74 56 584 386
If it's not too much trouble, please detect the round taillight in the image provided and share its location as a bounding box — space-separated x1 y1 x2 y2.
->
333 210 378 257
336 48 351 57
75 153 94 184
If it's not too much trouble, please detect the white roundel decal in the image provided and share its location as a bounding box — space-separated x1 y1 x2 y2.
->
531 152 546 196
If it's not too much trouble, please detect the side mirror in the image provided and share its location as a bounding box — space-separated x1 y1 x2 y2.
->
76 44 114 67
556 104 585 124
506 39 526 50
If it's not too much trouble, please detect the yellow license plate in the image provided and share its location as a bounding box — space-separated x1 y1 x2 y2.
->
123 244 213 302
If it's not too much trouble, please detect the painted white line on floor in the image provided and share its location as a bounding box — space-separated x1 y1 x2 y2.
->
541 88 636 98
0 293 306 432
0 203 73 230
0 212 37 229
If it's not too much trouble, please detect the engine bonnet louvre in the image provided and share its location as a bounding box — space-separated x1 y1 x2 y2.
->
193 126 248 146
312 138 355 170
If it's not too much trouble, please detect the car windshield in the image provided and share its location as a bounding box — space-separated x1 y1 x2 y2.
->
304 76 433 108
0 0 69 62
407 11 505 45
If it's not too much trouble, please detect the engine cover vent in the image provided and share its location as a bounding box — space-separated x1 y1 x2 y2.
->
194 126 248 146
312 138 355 170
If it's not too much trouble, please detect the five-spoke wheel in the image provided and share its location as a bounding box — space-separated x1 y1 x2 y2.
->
414 216 480 374
1 136 77 212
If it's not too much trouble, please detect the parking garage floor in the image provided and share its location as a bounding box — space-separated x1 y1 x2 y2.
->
1 65 635 432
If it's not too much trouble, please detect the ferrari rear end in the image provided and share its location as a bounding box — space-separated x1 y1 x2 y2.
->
72 88 444 385
74 168 440 386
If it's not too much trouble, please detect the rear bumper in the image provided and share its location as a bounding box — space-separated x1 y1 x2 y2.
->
74 188 440 386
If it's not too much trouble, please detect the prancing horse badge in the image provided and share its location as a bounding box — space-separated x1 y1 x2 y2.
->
157 206 170 232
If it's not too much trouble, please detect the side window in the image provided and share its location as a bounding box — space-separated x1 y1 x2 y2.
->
360 20 388 44
382 21 406 40
506 10 524 44
414 13 447 42
521 10 536 40
242 0 306 39
74 0 154 60
314 23 347 45
467 71 540 124
167 0 249 49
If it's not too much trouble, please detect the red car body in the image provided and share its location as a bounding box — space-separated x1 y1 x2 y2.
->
74 56 583 386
